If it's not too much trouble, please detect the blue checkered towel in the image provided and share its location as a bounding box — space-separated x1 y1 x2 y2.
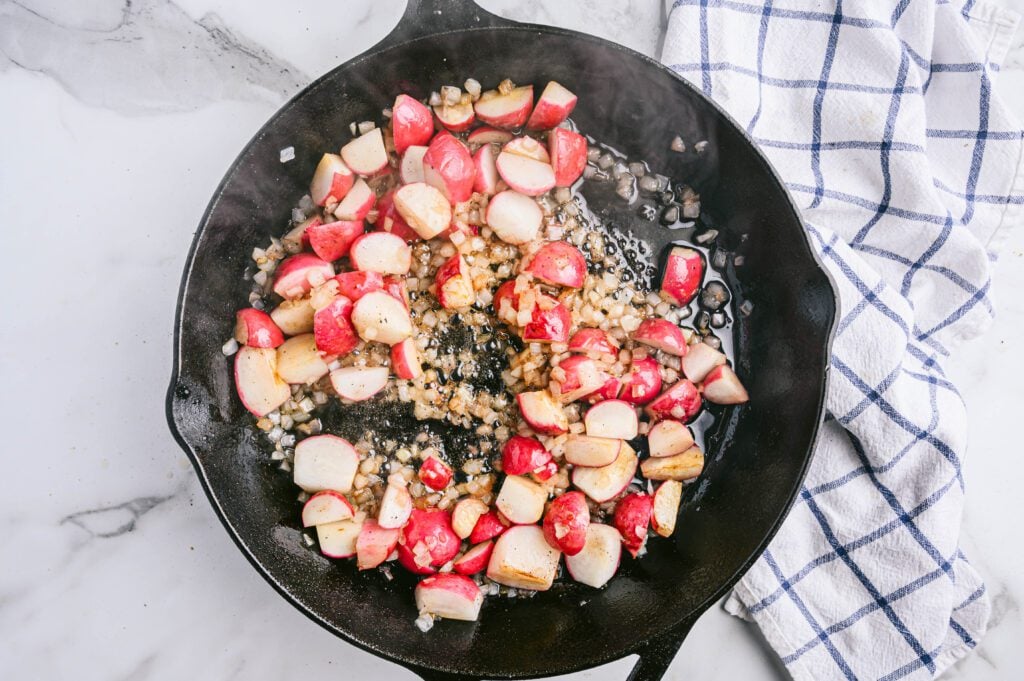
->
663 1 1024 678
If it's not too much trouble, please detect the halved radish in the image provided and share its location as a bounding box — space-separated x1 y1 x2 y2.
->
333 179 375 221
435 254 475 309
330 366 388 401
522 296 571 344
618 356 663 405
334 271 384 302
660 246 704 306
272 253 335 300
472 144 499 195
568 328 619 355
613 492 652 557
564 435 621 467
316 516 364 558
356 519 401 570
702 365 749 405
565 523 621 588
275 333 329 384
548 127 588 187
495 152 555 196
270 298 315 336
652 480 683 537
486 190 542 244
571 442 638 503
235 308 284 348
302 490 354 528
308 219 364 261
310 153 354 206
527 81 578 130
282 215 318 252
433 99 475 132
415 574 483 621
390 338 423 379
587 375 623 404
341 128 388 175
632 319 690 357
486 524 561 591
584 400 639 440
501 435 552 476
640 446 704 481
469 510 508 544
542 490 589 555
423 132 476 203
681 342 727 383
397 509 460 575
503 136 550 162
523 241 586 288
313 296 359 357
451 498 489 539
394 182 452 239
419 455 453 491
517 390 568 435
474 85 533 129
234 346 290 416
453 541 493 576
392 94 434 155
645 379 702 422
648 420 695 458
351 291 413 345
349 232 412 275
495 475 548 525
293 435 360 493
378 479 413 529
400 145 428 184
555 356 604 404
467 126 514 145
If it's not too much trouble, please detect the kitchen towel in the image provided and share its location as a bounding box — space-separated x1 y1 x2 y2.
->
662 1 1023 679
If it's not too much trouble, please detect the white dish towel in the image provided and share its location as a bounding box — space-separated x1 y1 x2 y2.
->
662 1 1023 679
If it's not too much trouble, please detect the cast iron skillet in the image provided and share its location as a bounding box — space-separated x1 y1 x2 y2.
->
166 1 838 679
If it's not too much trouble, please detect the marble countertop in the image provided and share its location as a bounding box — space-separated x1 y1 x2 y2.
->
1 1 1021 679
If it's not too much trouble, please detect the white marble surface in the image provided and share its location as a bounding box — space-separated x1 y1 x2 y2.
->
0 1 1020 679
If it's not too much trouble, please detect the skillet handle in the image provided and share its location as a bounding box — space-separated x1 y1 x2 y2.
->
625 617 695 681
375 0 516 52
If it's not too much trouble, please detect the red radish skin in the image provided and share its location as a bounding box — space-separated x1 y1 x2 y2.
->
394 182 452 240
435 254 475 309
584 400 639 440
474 85 534 129
293 435 360 493
397 509 460 575
565 523 621 588
351 291 413 345
557 356 603 399
587 375 623 404
531 461 559 482
702 365 750 405
376 190 421 242
548 127 588 187
523 241 587 288
333 179 375 221
517 390 569 435
526 81 578 130
633 319 690 357
453 541 494 576
614 492 653 558
419 456 453 491
542 490 590 555
645 379 703 422
349 232 412 275
341 128 388 176
660 246 704 305
275 334 329 385
307 219 364 262
316 517 364 559
356 519 401 570
400 145 428 184
501 435 552 476
415 574 483 621
392 94 434 155
390 338 423 380
272 254 335 300
334 271 384 302
310 153 354 206
495 151 556 196
522 297 571 344
468 510 509 545
486 190 543 244
568 328 619 355
383 276 411 310
492 279 519 323
433 100 476 132
467 126 515 145
503 136 550 163
571 443 639 503
618 356 663 406
301 490 354 527
270 299 315 336
234 308 285 348
682 342 728 383
651 481 683 538
423 132 476 203
329 366 388 401
313 296 359 357
647 419 696 458
234 347 290 417
472 144 499 195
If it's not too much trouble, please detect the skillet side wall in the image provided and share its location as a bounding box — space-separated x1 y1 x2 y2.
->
169 26 833 679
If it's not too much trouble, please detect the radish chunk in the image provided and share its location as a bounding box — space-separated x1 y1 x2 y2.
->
517 390 569 435
501 436 552 476
310 153 354 206
451 498 489 539
565 523 621 588
487 525 561 591
415 574 483 621
270 298 315 336
652 481 683 537
351 291 413 345
423 132 476 203
433 99 475 132
618 356 663 406
523 241 587 288
341 127 388 175
632 319 690 357
495 151 555 196
660 246 704 306
469 510 509 544
390 338 423 379
234 347 290 416
378 478 413 529
316 516 364 559
640 446 705 481
548 127 588 187
394 182 452 240
522 296 571 344
468 126 514 145
333 179 375 221
486 190 543 244
314 296 359 357
397 509 460 575
495 475 548 525
681 342 728 383
645 379 702 423
329 366 388 401
542 490 589 555
307 219 364 261
453 541 493 576
435 254 475 309
234 308 284 349
276 334 329 384
334 271 384 302
702 365 750 404
302 490 354 527
613 492 653 558
584 400 639 440
273 254 335 300
503 136 550 162
400 145 428 184
419 455 453 491
293 435 360 493
356 519 401 570
349 232 412 275
568 328 619 355
392 94 434 155
564 435 621 468
571 442 639 503
472 144 499 195
526 81 578 130
474 85 533 129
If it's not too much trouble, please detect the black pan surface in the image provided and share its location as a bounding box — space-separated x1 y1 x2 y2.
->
166 2 837 679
